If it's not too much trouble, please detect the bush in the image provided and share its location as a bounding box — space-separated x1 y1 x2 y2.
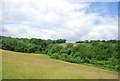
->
59 54 68 60
60 48 67 54
115 65 120 71
35 51 42 54
50 53 59 59
74 57 82 63
66 43 73 48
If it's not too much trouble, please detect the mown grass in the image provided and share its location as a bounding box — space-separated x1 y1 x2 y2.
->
2 49 118 79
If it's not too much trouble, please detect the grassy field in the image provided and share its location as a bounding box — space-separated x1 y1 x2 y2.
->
2 50 118 79
59 43 81 47
58 43 90 47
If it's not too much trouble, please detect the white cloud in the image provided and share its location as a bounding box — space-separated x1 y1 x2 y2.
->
1 0 118 42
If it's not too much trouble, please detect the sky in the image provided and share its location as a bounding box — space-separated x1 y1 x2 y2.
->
0 0 119 42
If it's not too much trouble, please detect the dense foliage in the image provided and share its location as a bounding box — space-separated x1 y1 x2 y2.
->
0 36 119 71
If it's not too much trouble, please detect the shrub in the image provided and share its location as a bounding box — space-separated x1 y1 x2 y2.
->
50 53 59 59
66 43 73 48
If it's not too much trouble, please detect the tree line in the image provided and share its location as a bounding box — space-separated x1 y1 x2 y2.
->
0 36 119 71
76 40 118 43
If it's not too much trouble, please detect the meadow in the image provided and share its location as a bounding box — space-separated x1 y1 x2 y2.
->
2 50 118 79
1 36 119 72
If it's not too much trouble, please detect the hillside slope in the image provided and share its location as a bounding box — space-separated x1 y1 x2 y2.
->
2 50 118 79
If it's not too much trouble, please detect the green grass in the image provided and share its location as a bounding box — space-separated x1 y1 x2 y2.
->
58 43 90 47
2 50 118 79
58 43 80 47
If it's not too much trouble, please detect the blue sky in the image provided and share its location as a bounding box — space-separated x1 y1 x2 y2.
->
107 2 118 17
2 0 118 42
86 2 118 17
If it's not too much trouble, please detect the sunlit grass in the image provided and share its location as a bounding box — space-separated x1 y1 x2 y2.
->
2 50 118 79
58 43 90 47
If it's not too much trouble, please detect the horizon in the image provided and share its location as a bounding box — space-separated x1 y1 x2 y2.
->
1 35 119 43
